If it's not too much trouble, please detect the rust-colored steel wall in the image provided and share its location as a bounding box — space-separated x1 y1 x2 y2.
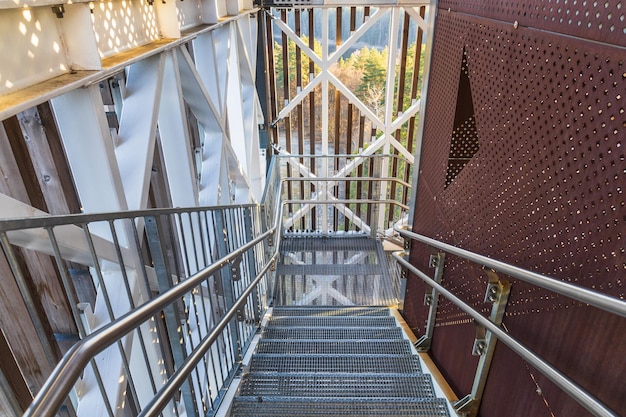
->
405 2 625 416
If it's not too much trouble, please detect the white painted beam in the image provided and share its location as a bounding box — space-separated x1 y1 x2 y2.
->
158 51 199 208
50 85 128 230
115 54 165 211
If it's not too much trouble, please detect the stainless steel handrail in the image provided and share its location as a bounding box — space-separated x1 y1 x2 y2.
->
18 153 411 417
392 251 620 417
137 253 278 417
395 226 626 318
0 203 258 232
283 177 412 188
283 198 409 211
23 226 276 417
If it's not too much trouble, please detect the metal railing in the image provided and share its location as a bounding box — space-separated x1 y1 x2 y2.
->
0 204 276 417
269 152 411 236
7 150 412 417
393 226 625 417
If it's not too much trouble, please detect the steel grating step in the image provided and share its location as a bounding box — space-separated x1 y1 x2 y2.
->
238 373 436 398
261 327 404 340
229 397 451 417
267 316 397 327
255 340 413 355
277 264 385 275
271 306 390 317
280 237 380 252
248 354 422 373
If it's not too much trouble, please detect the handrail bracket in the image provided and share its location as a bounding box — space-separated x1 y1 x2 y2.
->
414 251 446 352
454 269 511 417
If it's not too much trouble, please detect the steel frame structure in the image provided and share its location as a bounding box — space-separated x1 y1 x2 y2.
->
0 0 436 416
267 3 433 233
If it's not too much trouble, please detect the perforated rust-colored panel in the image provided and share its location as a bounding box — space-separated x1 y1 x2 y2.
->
405 3 625 417
439 0 626 47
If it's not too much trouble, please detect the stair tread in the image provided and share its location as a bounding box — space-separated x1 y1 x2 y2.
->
255 339 412 355
248 354 422 373
230 397 451 417
271 306 390 317
261 327 404 339
277 263 386 275
238 373 436 397
267 316 397 327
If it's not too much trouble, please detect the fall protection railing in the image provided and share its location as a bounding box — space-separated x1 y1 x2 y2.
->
0 203 278 417
267 152 411 236
9 151 413 417
393 226 625 417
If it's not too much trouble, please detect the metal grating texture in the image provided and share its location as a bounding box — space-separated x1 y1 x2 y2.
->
230 397 451 417
271 306 390 316
405 2 626 416
255 340 413 355
267 316 397 327
275 237 398 306
261 327 404 339
248 354 423 373
238 373 436 398
280 236 381 252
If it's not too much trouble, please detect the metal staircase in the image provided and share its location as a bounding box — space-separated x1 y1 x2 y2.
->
228 306 451 416
224 235 452 416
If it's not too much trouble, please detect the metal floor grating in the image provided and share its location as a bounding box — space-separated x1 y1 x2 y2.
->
248 354 423 373
230 397 451 416
238 373 436 398
271 306 390 317
274 236 397 307
255 340 413 355
279 237 381 252
267 316 397 327
227 299 451 416
261 327 404 339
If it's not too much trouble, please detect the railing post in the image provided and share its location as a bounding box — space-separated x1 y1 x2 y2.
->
144 216 198 417
214 211 243 366
414 252 446 351
453 268 510 417
244 209 261 324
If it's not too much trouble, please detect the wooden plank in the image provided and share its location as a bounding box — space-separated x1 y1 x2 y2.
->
334 7 342 230
308 11 316 230
2 117 47 211
350 7 356 32
333 89 341 231
403 7 425 205
0 248 53 398
0 120 75 337
281 10 293 204
356 114 365 222
16 107 73 215
389 308 459 402
336 7 342 46
388 12 411 225
36 102 82 214
366 127 376 225
295 10 305 230
345 103 354 231
0 327 31 414
265 12 278 145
